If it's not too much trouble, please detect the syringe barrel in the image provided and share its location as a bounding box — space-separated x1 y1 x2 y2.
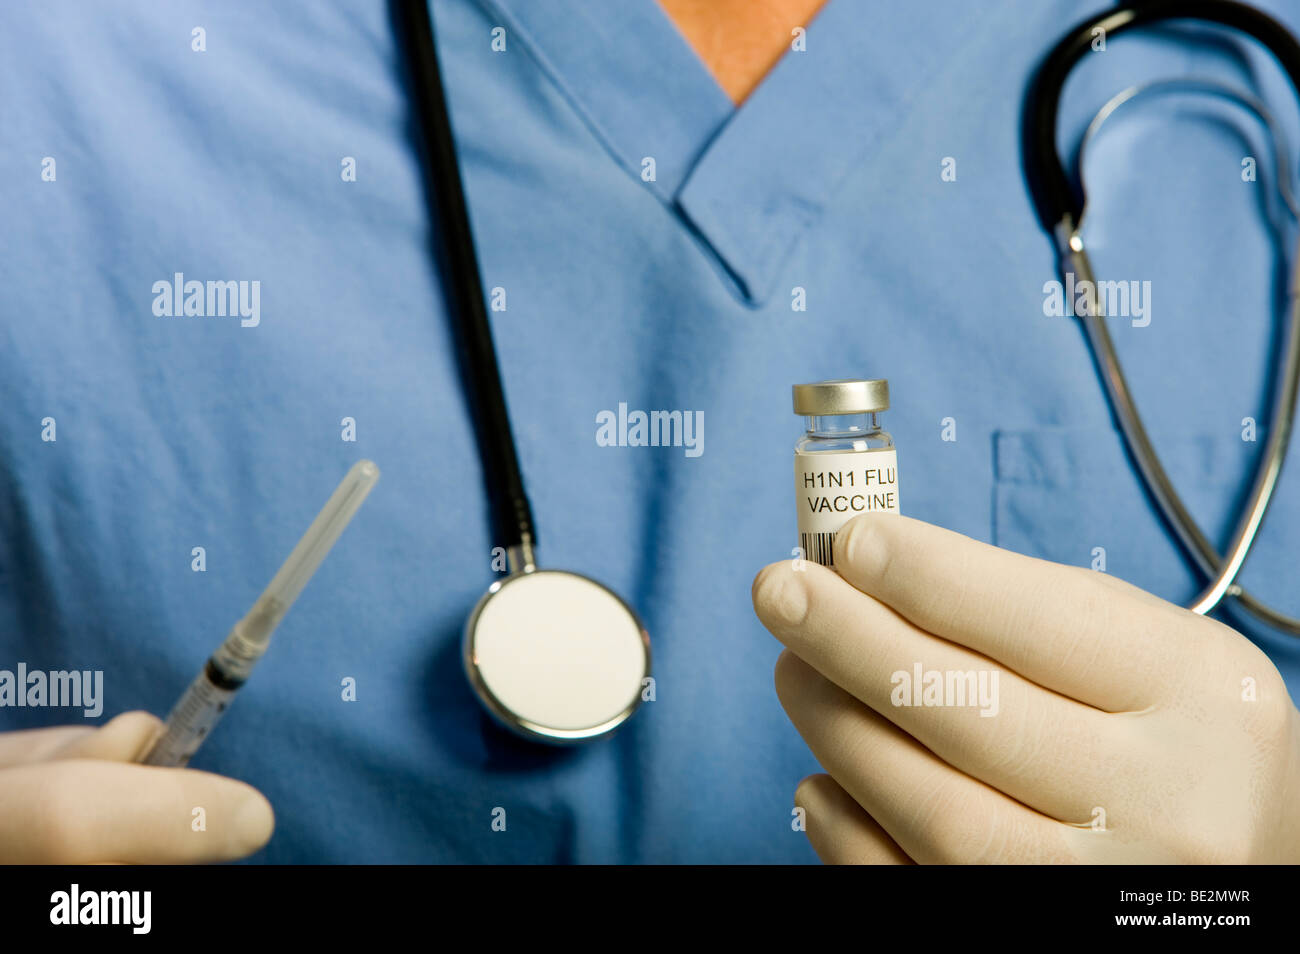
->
140 659 241 767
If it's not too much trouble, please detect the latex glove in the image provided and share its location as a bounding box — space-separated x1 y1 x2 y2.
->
0 710 274 863
752 513 1300 864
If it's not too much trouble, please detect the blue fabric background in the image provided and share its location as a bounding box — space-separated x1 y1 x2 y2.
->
2 0 1299 862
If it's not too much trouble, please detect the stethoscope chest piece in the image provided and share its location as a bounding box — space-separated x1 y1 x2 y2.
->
400 0 656 730
464 569 651 743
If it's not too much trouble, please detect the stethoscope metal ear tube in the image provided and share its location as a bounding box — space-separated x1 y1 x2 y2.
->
1024 0 1300 634
1077 77 1300 626
1061 230 1300 630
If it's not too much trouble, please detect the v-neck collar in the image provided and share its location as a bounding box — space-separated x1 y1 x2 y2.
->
471 0 972 305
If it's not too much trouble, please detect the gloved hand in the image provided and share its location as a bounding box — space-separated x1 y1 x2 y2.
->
752 513 1300 864
0 710 274 863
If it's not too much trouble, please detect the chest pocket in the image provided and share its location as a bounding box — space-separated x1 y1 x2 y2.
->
991 426 1251 608
992 424 1300 692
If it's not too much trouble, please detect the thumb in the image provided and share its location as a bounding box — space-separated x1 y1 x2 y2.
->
55 710 164 762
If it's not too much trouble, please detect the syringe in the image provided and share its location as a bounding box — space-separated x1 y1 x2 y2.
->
141 460 381 767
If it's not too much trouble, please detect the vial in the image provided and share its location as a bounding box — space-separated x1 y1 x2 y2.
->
793 379 900 567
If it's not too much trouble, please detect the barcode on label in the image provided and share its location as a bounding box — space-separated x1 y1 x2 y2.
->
800 531 836 567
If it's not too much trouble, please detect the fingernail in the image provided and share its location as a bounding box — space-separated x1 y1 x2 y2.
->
756 565 809 628
840 514 887 574
231 791 275 855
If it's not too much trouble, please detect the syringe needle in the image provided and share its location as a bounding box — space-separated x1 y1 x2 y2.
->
141 460 381 767
237 459 381 650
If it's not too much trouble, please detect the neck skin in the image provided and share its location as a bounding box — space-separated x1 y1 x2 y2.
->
658 0 829 105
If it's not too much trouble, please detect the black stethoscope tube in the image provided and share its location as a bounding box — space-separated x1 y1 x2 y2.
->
396 0 537 552
1024 0 1300 234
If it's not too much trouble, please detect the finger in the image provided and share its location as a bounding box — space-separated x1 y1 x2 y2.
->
754 562 1120 821
0 711 163 769
776 650 1083 863
0 759 274 864
794 773 912 864
53 711 163 762
0 726 95 768
831 513 1201 710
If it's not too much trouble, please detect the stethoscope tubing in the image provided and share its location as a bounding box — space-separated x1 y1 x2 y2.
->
1025 0 1300 232
396 0 538 555
1023 0 1300 633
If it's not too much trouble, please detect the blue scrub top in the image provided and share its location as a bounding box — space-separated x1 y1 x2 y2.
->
3 0 1300 862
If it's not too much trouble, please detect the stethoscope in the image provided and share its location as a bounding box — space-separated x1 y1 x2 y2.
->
397 0 651 742
393 0 1300 737
1024 0 1300 634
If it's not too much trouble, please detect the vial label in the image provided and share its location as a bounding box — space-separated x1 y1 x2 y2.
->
794 448 899 567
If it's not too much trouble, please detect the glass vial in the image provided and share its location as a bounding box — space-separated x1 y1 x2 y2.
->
793 379 900 567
